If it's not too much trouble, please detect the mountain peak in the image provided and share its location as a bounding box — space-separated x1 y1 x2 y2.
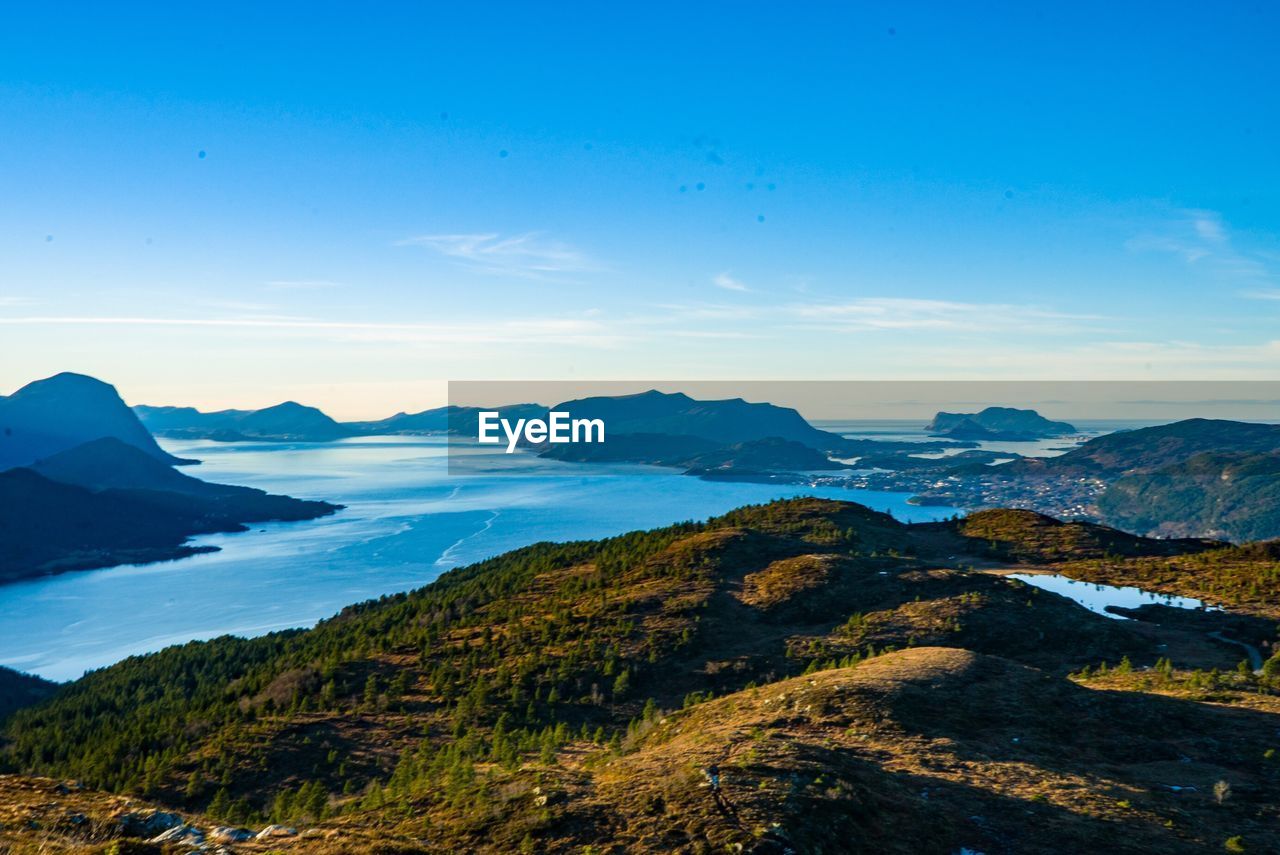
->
0 372 187 471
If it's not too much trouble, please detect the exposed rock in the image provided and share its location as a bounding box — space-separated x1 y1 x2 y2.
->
150 822 205 845
256 823 298 839
114 808 183 838
209 825 255 842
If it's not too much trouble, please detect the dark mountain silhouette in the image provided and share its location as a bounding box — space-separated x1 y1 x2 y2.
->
926 406 1075 440
0 468 220 583
30 436 228 494
0 448 339 585
0 373 189 470
526 392 981 473
29 437 335 516
549 389 849 449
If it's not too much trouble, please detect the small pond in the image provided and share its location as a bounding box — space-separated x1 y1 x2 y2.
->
1007 573 1218 620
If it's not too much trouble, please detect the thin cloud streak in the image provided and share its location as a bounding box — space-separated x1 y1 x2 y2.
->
639 296 1106 335
712 272 749 292
1242 288 1280 301
0 315 621 346
783 298 1103 333
264 279 343 291
1128 209 1275 284
398 232 598 279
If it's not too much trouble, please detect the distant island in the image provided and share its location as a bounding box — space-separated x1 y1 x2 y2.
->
926 406 1076 440
0 374 341 586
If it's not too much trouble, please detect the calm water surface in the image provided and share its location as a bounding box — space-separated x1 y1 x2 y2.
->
1009 573 1217 619
1 436 959 680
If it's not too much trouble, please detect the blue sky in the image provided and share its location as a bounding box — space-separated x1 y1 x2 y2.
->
2 1 1278 417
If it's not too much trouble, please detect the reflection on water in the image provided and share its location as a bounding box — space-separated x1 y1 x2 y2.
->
1008 573 1217 620
0 436 959 681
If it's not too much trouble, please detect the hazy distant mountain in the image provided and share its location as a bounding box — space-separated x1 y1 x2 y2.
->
0 373 189 470
344 407 451 434
131 404 245 433
136 401 356 442
346 404 549 437
926 407 1076 440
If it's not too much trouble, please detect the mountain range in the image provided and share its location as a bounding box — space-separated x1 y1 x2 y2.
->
135 390 977 477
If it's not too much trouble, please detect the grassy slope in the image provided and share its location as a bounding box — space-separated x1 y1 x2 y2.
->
4 498 1279 853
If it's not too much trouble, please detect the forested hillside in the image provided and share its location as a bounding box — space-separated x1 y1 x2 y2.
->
5 499 1280 852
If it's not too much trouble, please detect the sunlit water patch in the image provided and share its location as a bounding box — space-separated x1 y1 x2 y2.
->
1008 573 1218 619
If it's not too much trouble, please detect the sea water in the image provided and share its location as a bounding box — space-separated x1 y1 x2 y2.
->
0 435 959 680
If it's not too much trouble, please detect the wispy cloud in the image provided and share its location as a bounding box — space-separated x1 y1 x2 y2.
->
1127 209 1275 286
198 300 277 312
398 232 598 279
964 339 1280 376
1242 288 1280 301
264 279 343 291
0 315 621 346
629 295 1106 342
712 272 749 292
1191 211 1226 244
783 298 1101 334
